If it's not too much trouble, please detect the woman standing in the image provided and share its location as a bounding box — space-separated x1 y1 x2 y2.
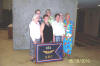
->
45 9 54 24
63 13 74 57
40 14 53 43
29 14 40 62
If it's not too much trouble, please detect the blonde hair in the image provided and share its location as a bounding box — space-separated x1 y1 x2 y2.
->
45 9 51 13
65 13 70 17
65 13 72 20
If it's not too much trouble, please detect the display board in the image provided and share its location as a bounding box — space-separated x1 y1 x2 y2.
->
35 42 63 63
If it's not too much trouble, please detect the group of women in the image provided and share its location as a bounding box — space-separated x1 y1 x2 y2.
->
29 9 74 62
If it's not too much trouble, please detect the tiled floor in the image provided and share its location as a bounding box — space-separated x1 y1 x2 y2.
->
0 30 100 66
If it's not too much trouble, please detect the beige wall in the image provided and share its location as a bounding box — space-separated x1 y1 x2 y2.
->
3 0 12 10
83 8 100 37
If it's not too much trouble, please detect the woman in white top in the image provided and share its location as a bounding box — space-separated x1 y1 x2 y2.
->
52 13 65 42
29 14 40 62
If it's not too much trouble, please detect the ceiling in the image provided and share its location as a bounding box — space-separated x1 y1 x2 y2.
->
78 0 100 8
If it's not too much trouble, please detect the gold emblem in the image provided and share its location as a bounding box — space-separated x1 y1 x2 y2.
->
43 50 54 54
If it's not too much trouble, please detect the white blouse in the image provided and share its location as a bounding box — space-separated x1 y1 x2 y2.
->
29 21 40 41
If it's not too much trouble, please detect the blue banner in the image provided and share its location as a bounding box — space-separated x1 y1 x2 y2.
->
35 42 63 63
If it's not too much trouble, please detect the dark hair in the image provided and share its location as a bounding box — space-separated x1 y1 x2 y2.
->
35 9 40 14
43 14 48 19
55 13 60 18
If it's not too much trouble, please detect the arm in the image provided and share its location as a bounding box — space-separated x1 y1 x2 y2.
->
51 22 55 42
53 35 55 43
61 22 65 41
40 23 45 43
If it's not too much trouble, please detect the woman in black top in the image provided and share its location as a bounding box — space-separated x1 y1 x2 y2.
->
40 14 53 43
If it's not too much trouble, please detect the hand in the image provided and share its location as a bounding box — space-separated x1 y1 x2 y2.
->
41 39 44 43
33 41 37 44
62 36 64 41
53 38 55 43
67 33 72 38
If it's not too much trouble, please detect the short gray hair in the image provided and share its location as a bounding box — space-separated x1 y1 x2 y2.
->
32 14 39 20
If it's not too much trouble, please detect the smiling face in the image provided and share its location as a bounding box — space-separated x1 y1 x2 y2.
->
56 15 60 22
35 16 39 22
43 15 49 23
36 11 41 17
46 9 51 17
67 15 70 20
60 13 63 21
47 11 51 16
65 13 70 21
33 15 39 23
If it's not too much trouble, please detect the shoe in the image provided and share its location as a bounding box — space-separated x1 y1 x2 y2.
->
30 57 35 62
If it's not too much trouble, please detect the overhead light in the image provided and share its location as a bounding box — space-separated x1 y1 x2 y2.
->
97 4 100 7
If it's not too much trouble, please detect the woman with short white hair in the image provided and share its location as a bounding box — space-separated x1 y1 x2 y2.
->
29 14 40 62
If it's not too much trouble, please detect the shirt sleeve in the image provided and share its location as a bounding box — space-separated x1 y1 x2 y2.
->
29 23 35 41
